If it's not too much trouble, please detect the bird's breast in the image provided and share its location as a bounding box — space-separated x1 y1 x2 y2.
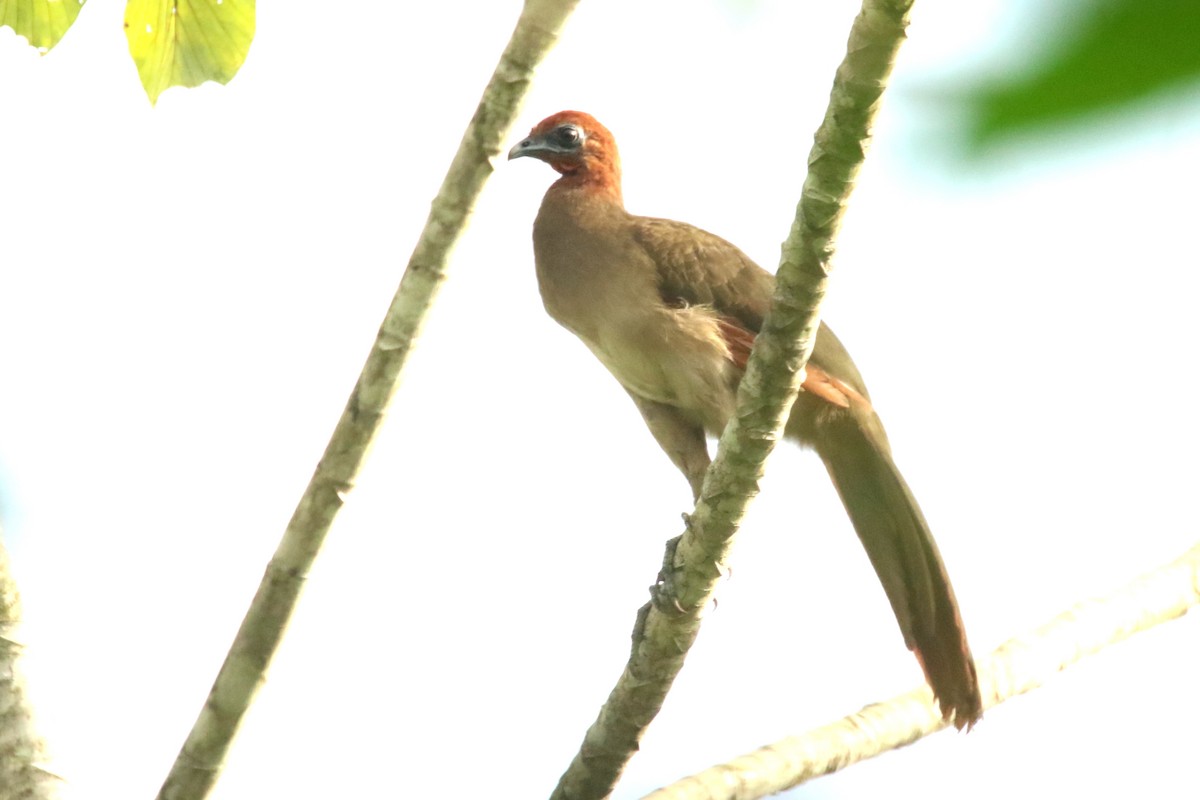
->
568 302 742 435
531 197 741 433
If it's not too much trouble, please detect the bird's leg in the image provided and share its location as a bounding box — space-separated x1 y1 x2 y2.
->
624 391 711 500
623 393 712 657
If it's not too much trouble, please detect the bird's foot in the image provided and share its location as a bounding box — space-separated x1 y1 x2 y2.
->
630 533 688 658
651 533 687 614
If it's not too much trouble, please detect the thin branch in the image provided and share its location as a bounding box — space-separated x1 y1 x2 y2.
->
1 536 64 800
642 542 1200 800
549 2 916 798
155 2 581 798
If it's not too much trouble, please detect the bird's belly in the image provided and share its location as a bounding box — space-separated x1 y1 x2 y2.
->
582 307 741 434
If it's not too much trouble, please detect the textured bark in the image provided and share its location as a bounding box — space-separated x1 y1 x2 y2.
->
0 538 63 800
155 2 581 798
549 1 916 798
642 542 1200 800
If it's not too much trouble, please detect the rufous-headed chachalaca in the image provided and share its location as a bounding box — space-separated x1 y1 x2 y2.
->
509 110 982 728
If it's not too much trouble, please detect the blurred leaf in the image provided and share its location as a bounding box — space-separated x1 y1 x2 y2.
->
967 0 1200 144
0 0 85 52
124 0 255 105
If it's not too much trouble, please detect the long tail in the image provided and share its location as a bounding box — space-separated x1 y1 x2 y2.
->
815 411 982 729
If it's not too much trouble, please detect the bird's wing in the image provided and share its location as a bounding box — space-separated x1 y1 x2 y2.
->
631 216 775 343
631 216 870 398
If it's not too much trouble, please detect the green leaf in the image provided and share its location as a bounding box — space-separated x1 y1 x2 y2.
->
0 0 86 52
124 0 255 105
965 0 1200 146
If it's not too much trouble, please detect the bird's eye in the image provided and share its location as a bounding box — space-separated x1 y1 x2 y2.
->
555 125 583 147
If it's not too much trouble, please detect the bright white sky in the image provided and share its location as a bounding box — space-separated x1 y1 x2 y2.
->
2 1 1198 798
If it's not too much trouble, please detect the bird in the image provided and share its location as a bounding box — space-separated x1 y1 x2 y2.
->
508 110 982 728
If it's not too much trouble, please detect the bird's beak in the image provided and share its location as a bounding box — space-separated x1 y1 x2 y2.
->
507 136 542 161
509 133 576 161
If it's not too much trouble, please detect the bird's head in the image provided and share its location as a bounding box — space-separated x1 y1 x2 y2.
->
508 111 621 194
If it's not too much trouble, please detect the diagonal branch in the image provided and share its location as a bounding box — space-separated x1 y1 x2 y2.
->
641 541 1200 800
154 2 581 799
549 2 916 798
1 535 64 800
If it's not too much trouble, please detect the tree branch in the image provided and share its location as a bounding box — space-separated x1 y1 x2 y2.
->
549 2 915 798
641 541 1200 800
1 536 63 800
154 2 581 798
